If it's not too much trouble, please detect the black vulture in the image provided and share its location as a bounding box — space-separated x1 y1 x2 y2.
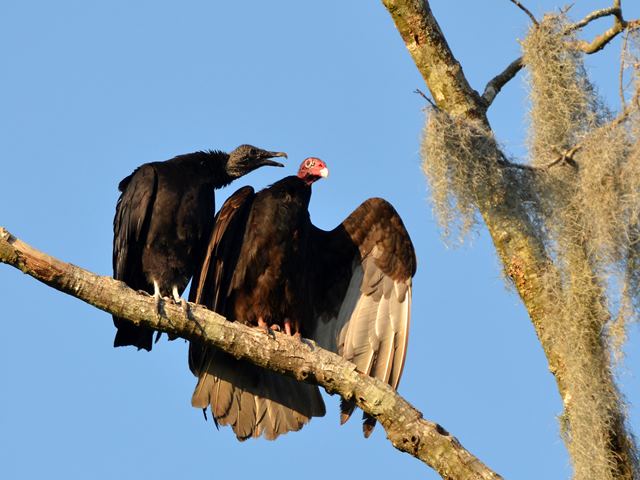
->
112 145 286 351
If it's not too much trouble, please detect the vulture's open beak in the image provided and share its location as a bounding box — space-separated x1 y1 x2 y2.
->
261 151 287 168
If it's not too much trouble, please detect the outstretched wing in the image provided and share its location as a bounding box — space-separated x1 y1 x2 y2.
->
306 198 416 436
112 164 158 285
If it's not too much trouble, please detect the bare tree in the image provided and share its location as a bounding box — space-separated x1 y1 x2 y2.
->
1 2 639 480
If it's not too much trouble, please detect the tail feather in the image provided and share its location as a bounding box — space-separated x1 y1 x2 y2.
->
113 316 154 351
362 412 377 438
340 398 356 425
192 348 325 441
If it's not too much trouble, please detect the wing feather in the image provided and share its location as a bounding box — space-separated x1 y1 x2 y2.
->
306 198 416 435
112 164 158 285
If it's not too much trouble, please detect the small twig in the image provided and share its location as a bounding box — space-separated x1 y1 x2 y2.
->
619 29 630 110
498 145 582 171
509 0 539 26
499 92 640 172
559 3 575 16
414 88 438 109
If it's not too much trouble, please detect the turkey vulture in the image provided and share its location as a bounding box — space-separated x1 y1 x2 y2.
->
112 145 287 351
189 157 416 440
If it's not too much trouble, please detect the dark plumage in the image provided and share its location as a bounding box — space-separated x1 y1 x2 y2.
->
112 145 287 351
189 157 416 440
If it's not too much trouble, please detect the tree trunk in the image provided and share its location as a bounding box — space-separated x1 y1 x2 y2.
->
380 1 638 478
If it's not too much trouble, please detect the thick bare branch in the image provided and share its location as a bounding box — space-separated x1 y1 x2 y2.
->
0 227 502 480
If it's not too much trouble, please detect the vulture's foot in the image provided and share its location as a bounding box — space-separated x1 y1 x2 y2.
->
152 280 164 319
172 286 190 320
257 317 276 339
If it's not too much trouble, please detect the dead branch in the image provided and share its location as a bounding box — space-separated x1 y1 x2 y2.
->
509 0 538 26
483 2 639 106
0 227 502 480
482 57 524 106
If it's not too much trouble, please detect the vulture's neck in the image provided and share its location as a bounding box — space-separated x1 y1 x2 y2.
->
173 150 234 188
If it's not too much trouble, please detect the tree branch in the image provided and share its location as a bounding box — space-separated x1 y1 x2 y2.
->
0 227 502 480
509 0 538 26
482 57 523 106
483 2 639 106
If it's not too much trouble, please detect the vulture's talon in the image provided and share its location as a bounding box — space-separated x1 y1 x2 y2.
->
257 325 276 339
113 145 285 352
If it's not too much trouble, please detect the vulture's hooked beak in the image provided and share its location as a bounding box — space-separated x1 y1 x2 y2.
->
260 151 287 168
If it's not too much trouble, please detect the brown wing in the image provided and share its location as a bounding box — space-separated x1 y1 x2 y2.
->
188 186 255 375
188 186 325 440
306 198 416 437
188 186 255 309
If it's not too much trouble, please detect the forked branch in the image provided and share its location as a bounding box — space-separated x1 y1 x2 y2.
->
483 1 639 106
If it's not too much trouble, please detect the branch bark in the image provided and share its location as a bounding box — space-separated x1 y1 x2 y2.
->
382 1 637 478
0 227 503 480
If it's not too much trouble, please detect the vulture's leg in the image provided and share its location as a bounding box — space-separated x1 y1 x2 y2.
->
152 280 163 317
284 318 302 340
284 318 292 336
172 285 189 319
152 280 164 343
258 316 268 330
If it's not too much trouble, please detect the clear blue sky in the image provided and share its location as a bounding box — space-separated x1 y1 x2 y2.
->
1 2 638 479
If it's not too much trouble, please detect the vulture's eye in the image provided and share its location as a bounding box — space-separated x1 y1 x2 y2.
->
250 148 257 155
